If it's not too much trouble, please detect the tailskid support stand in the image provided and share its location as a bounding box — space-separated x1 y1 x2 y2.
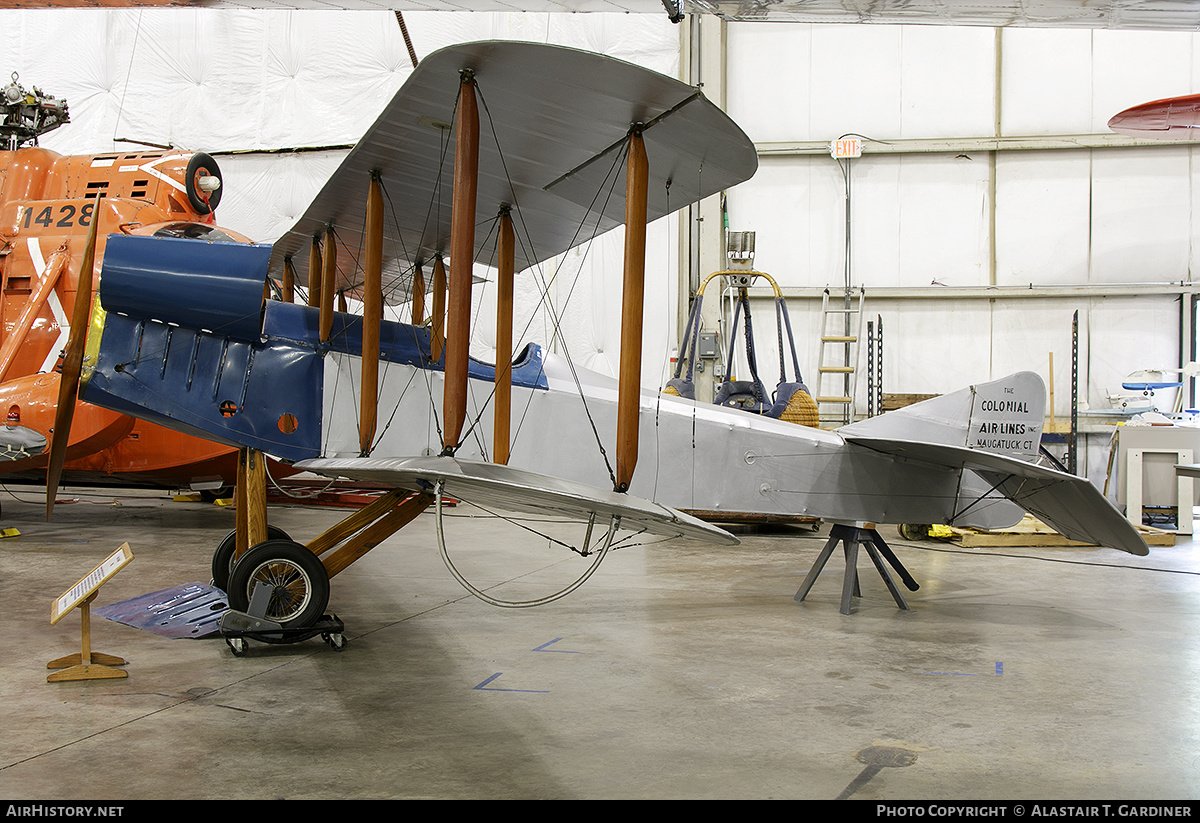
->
795 524 919 614
218 581 345 657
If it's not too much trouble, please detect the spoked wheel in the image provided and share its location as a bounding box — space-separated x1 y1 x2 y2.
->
225 539 329 629
211 525 292 591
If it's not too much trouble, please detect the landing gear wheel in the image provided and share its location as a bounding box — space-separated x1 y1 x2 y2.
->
226 539 329 629
185 152 223 214
898 523 931 541
211 525 292 591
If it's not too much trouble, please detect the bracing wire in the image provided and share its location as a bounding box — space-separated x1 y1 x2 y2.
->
434 481 620 608
443 82 632 487
112 12 145 147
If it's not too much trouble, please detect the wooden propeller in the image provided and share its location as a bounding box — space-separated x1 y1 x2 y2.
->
45 196 100 520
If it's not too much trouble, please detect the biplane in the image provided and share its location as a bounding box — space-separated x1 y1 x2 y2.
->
61 41 1146 643
0 71 273 500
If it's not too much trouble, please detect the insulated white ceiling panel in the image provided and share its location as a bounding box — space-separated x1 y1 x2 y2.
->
686 0 1200 30
12 0 1200 31
217 150 350 246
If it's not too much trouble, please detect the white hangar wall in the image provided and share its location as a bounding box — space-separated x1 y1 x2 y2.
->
721 21 1199 484
0 8 682 387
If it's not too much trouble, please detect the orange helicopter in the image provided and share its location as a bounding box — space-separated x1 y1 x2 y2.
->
0 72 266 501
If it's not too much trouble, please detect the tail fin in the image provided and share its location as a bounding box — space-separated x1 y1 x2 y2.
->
841 371 1045 462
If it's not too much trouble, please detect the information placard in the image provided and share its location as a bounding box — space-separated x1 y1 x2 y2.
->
51 543 133 625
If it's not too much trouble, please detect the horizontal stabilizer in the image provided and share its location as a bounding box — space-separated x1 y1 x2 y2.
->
297 455 739 546
843 436 1149 556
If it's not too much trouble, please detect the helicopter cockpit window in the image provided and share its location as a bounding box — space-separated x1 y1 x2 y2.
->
152 223 238 243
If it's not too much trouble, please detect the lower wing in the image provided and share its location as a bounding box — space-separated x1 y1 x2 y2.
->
297 454 739 547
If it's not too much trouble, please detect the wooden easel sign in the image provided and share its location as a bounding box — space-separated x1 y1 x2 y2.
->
47 543 133 683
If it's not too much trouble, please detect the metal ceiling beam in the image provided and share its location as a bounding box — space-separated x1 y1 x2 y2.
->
756 133 1200 157
747 284 1195 299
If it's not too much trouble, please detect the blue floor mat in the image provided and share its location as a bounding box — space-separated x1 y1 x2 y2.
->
94 582 229 639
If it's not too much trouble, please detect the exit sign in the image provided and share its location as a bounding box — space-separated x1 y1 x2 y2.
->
830 138 863 158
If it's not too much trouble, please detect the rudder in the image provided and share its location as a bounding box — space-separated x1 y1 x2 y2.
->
841 371 1046 464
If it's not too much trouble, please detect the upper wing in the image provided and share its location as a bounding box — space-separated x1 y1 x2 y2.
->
297 454 739 546
268 40 758 304
844 435 1150 556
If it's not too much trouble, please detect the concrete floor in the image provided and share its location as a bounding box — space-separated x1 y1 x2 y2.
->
1 483 1198 800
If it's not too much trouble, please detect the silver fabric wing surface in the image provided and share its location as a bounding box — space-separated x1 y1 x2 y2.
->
297 455 740 546
267 40 758 304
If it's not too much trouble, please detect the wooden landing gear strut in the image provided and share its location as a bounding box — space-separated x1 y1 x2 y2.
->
794 524 920 615
216 448 431 656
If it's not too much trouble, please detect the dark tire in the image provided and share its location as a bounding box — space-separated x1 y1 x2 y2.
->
226 539 329 629
898 523 930 541
211 525 291 591
185 152 223 214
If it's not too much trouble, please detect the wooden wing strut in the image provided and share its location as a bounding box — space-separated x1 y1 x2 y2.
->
306 235 321 309
494 208 515 465
431 256 447 362
615 129 648 493
319 226 337 343
443 70 479 454
361 172 383 456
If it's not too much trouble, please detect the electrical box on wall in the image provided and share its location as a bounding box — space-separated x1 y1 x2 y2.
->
830 137 863 158
699 332 719 359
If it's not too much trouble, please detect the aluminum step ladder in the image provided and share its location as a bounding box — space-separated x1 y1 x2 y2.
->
816 287 865 426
